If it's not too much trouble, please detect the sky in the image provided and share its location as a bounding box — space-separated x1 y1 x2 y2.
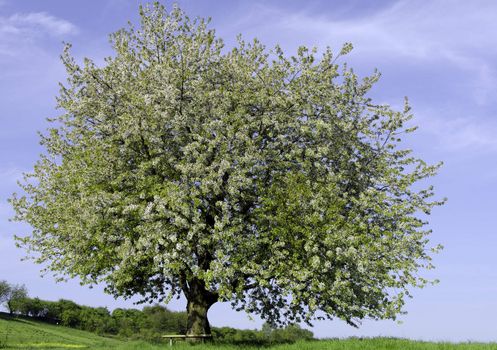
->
1 0 497 342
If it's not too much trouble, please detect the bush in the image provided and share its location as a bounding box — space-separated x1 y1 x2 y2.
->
212 323 314 345
271 324 314 343
79 307 112 334
141 305 187 336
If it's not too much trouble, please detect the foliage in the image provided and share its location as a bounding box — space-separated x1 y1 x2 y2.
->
212 323 314 346
10 2 444 333
141 305 188 340
0 281 10 306
3 283 28 315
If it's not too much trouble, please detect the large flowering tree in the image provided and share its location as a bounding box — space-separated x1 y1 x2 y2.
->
11 3 444 336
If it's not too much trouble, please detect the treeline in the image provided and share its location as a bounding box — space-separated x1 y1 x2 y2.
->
1 280 187 340
0 280 313 344
19 299 188 339
213 324 314 345
1 284 187 340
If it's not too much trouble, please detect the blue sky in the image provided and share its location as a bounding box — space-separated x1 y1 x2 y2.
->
1 0 497 341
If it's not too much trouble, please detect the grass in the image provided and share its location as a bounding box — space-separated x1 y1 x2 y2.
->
1 312 497 349
0 312 121 349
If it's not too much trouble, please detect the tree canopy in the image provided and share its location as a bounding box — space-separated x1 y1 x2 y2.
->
0 281 28 315
11 3 444 336
0 280 11 305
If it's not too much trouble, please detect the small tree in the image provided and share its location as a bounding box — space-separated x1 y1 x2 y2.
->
6 284 28 315
0 280 11 308
11 3 444 336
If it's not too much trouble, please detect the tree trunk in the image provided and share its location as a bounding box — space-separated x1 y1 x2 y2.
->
184 277 217 341
186 298 212 337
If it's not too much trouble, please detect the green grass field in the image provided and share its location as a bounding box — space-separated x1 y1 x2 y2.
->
1 312 497 350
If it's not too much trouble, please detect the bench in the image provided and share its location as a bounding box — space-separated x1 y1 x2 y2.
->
162 334 212 346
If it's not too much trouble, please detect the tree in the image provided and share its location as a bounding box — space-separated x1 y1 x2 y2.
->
24 297 46 318
0 280 11 307
10 3 444 336
57 299 82 327
5 284 28 315
112 308 144 337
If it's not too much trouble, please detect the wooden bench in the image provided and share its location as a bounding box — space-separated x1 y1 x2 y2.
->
162 334 212 346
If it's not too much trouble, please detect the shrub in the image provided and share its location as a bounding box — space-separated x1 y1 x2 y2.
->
212 323 314 345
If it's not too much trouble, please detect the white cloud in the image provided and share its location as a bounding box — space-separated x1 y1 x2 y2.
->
233 0 497 106
0 11 77 59
0 11 77 87
0 12 77 38
0 166 25 187
418 112 497 153
245 0 497 61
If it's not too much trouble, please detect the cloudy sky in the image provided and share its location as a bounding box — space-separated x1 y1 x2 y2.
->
1 0 497 341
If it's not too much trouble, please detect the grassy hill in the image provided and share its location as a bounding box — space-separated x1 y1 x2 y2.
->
1 312 497 349
0 312 124 349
